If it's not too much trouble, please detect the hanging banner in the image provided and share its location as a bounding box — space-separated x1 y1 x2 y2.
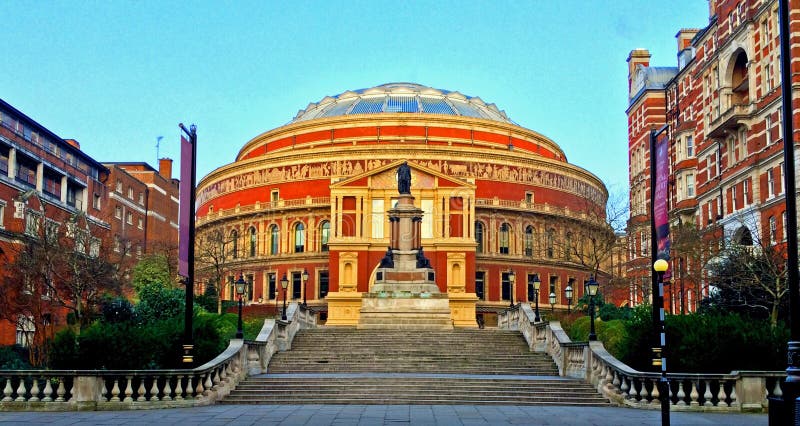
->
654 133 671 265
178 135 192 278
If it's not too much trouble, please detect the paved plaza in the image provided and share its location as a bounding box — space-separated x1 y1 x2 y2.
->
0 404 767 425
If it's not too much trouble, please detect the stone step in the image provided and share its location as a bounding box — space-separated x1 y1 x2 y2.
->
221 328 608 406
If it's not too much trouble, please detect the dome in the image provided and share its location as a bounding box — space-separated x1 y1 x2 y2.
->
291 82 513 124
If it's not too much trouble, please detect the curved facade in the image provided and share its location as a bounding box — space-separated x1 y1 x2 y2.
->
196 83 608 323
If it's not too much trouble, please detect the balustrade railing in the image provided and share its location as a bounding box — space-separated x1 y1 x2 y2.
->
0 302 316 411
499 304 782 413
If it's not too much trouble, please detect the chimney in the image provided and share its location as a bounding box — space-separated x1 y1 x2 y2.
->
627 49 651 95
676 29 699 51
159 158 173 180
65 139 81 150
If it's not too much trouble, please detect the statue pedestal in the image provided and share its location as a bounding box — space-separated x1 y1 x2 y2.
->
358 292 453 330
357 191 452 329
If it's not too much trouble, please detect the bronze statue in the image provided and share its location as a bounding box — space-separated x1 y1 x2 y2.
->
379 247 394 268
397 162 411 194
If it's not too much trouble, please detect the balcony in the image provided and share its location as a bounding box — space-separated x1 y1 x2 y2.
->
707 102 755 138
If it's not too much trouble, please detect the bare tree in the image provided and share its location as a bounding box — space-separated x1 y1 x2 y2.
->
1 197 125 364
195 229 235 314
557 187 629 284
705 214 788 327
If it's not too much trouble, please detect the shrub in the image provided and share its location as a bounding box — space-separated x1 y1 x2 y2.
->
49 311 233 370
0 345 31 370
619 306 789 373
101 297 135 323
136 283 185 324
568 316 627 358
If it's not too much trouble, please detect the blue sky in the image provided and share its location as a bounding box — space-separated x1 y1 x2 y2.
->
3 1 709 194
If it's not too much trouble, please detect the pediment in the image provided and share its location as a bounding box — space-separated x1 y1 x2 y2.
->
331 160 474 192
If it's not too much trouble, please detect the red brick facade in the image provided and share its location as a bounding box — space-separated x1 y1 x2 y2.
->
196 83 611 320
626 0 800 312
0 98 110 346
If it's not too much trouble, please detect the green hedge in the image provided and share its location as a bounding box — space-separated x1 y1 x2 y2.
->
566 306 788 373
568 317 627 358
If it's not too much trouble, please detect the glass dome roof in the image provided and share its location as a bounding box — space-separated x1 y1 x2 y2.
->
291 83 513 124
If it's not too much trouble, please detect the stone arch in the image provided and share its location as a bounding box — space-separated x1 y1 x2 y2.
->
732 226 753 246
722 48 751 107
292 221 306 253
269 224 279 255
475 221 486 254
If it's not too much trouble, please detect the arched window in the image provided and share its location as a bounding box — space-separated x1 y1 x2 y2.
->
269 225 279 255
230 229 238 259
320 221 330 252
475 222 484 254
499 223 510 254
524 225 535 257
546 228 555 258
733 226 753 246
249 227 257 257
294 223 305 253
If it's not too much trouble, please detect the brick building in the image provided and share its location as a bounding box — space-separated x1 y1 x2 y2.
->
626 0 799 312
0 98 110 346
196 83 611 325
0 98 181 349
103 160 180 259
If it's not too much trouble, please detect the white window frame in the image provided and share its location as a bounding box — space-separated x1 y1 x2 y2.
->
743 179 750 206
371 199 385 239
768 169 775 197
421 199 434 239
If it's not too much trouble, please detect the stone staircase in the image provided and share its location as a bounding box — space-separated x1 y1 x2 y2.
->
222 328 609 405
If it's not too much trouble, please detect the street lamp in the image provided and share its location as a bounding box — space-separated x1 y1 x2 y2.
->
586 276 599 341
565 284 574 314
508 269 516 307
531 274 541 322
234 274 246 339
548 291 556 312
302 268 309 307
653 259 670 426
280 273 289 321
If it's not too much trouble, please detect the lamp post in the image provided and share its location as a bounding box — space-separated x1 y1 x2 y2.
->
280 273 289 321
653 259 670 426
508 269 516 307
234 274 246 339
549 291 556 312
531 275 541 322
565 284 573 314
586 277 599 341
302 268 309 307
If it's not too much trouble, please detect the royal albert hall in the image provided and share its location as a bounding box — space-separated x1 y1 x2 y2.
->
196 83 608 326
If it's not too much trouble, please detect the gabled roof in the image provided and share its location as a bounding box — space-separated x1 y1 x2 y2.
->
331 160 474 192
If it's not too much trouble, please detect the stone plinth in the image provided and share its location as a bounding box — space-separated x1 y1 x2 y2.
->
325 291 364 326
358 292 453 330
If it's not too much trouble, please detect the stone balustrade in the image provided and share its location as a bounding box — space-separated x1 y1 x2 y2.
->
0 302 316 411
499 304 784 413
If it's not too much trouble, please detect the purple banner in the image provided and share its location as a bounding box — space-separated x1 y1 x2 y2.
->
654 133 671 268
178 135 192 278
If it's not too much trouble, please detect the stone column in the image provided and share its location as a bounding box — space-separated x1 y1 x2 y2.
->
412 216 422 249
389 216 399 249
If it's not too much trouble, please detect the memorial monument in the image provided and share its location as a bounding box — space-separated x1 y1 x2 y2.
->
357 163 453 329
